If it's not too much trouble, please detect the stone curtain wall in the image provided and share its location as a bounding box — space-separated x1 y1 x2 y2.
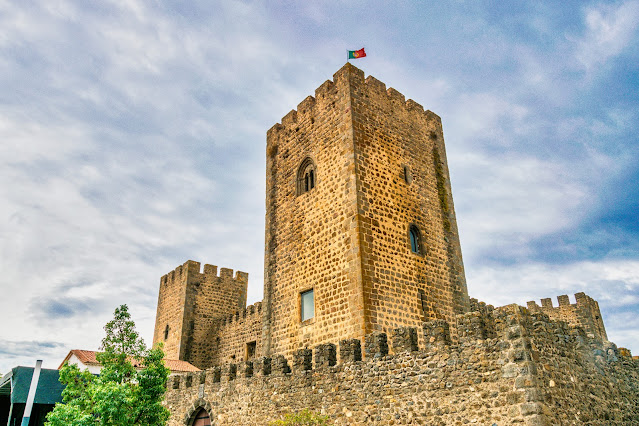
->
527 292 607 341
153 260 249 369
164 306 639 425
208 302 263 366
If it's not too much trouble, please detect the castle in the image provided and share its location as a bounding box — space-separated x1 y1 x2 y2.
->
155 63 639 425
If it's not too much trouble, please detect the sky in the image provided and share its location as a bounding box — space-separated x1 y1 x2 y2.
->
1 0 638 374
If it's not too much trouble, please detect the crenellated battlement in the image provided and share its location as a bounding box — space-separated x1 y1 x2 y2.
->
160 260 248 286
213 301 263 327
527 292 597 309
526 292 607 341
267 63 439 136
169 306 632 389
164 306 639 425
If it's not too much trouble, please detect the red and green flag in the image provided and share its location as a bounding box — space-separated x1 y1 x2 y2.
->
348 48 366 59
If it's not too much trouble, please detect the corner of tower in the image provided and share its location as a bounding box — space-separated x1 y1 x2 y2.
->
333 62 366 86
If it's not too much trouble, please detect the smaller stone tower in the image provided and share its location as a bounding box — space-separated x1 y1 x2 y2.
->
153 260 248 369
527 292 607 341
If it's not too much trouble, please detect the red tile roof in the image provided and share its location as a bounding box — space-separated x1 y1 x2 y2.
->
162 359 201 372
59 350 200 372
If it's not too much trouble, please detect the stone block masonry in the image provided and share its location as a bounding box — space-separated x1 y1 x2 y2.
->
153 260 248 369
262 62 469 361
208 302 263 366
164 306 639 425
527 292 607 341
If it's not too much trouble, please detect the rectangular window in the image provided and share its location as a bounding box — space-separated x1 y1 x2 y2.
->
300 289 314 322
245 341 256 360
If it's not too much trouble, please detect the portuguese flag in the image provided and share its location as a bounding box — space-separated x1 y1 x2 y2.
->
348 48 366 59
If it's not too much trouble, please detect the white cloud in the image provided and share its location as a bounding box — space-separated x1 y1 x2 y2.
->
455 152 590 260
576 0 639 69
466 259 639 349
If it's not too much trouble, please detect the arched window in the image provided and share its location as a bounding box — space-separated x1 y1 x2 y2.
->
164 324 169 340
297 157 316 195
409 225 422 254
190 408 211 426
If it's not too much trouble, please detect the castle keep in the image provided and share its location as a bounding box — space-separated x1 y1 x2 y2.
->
154 64 638 425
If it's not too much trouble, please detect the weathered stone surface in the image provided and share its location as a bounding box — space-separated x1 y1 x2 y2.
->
292 349 312 373
314 343 337 368
164 309 639 425
391 327 418 353
339 338 362 362
271 354 290 376
365 332 389 359
252 357 271 376
423 319 451 349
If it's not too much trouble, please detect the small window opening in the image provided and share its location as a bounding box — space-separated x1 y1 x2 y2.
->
409 225 422 254
297 157 317 195
418 289 428 319
164 324 169 340
301 289 315 322
246 341 257 360
403 165 412 184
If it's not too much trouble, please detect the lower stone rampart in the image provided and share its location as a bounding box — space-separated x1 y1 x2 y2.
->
164 305 639 425
207 302 263 366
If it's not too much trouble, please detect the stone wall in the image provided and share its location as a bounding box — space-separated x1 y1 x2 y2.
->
263 64 366 358
208 302 263 366
348 65 469 335
153 260 248 369
153 261 194 361
527 292 607 340
164 305 639 425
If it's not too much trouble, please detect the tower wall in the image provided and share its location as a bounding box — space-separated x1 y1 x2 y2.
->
153 261 194 360
263 65 365 357
348 66 470 335
153 260 248 369
263 63 469 358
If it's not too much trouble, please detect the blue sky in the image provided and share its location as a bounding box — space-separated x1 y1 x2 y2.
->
1 0 638 373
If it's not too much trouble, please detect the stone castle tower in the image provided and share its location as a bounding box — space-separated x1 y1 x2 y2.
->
153 261 248 366
154 63 469 368
262 63 469 357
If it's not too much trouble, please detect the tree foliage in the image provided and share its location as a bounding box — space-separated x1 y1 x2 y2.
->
46 305 170 426
269 409 331 425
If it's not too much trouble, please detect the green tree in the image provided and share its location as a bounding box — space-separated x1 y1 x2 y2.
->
46 305 170 426
269 409 331 425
